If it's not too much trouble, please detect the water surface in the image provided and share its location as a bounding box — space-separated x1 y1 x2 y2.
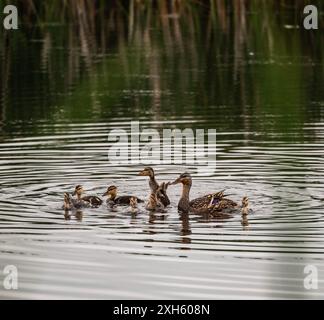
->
0 2 324 299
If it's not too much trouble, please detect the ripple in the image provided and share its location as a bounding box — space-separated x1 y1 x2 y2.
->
1 119 324 298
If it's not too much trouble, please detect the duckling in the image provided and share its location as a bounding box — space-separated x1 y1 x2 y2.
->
241 196 250 216
73 185 103 207
145 192 166 213
139 167 171 207
63 192 72 211
102 185 144 206
128 197 139 215
170 172 238 214
63 191 90 210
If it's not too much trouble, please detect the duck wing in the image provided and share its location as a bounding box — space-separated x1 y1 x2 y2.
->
158 193 170 207
157 182 171 207
209 198 238 214
190 197 237 216
189 190 225 209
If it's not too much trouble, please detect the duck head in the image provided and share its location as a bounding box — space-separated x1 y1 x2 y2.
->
170 172 192 186
102 185 117 198
72 185 84 198
138 167 155 178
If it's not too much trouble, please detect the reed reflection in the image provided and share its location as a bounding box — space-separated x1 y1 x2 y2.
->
1 1 322 132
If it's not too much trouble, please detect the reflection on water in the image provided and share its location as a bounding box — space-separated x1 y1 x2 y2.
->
0 1 324 299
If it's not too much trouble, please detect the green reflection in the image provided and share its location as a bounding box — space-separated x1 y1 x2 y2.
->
0 0 323 141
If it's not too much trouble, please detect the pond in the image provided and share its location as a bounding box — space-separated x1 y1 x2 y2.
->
0 1 324 299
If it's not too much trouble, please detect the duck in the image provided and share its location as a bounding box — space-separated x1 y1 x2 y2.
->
63 192 89 210
72 185 103 207
63 194 84 221
63 192 73 211
102 185 144 206
127 197 139 215
138 167 171 207
170 172 241 215
241 196 250 216
145 192 166 213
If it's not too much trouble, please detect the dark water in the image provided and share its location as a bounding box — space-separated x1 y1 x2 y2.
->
0 3 324 299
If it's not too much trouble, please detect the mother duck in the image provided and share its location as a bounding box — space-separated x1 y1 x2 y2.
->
170 172 248 215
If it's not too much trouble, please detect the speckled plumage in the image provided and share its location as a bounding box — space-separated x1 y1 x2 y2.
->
189 190 226 210
170 173 241 215
145 193 166 213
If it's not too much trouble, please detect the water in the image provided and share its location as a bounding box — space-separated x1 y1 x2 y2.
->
1 3 324 299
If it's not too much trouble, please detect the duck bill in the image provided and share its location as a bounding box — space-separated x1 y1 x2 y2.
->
169 178 181 185
102 191 108 197
72 191 76 196
138 170 146 176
